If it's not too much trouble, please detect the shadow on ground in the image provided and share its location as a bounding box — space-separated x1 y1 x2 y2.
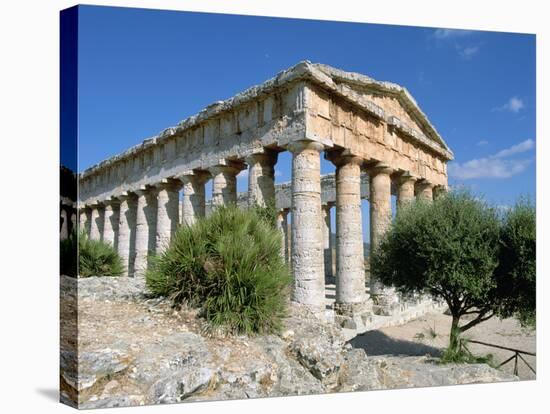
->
349 329 442 357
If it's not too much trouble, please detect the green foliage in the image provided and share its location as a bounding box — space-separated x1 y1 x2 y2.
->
60 230 78 277
78 232 124 277
146 205 291 335
495 198 536 326
249 199 278 230
372 190 501 317
373 190 537 357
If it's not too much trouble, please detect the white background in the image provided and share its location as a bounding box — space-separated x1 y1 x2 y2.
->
0 0 547 412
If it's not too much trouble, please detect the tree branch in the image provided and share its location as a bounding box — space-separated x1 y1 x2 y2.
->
459 311 495 332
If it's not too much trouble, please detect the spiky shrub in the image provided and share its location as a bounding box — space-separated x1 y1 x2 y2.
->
146 205 291 335
78 232 124 277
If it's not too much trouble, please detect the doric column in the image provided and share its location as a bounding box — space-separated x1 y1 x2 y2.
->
89 203 104 241
118 192 137 277
60 208 69 240
179 171 209 226
416 180 434 202
433 185 447 200
102 198 120 248
332 154 368 323
396 172 417 212
155 179 182 253
321 203 333 278
289 140 325 313
70 212 76 234
246 151 277 207
368 163 393 297
134 187 155 278
78 206 92 236
209 162 242 207
275 209 288 260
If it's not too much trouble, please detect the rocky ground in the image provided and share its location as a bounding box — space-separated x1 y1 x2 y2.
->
60 276 519 409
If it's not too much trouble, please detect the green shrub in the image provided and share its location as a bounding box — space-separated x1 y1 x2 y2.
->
146 205 291 335
78 232 124 277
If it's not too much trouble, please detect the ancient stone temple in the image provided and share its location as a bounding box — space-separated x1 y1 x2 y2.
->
78 61 453 326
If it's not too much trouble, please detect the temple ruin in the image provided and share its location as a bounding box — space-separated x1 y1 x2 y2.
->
77 61 453 326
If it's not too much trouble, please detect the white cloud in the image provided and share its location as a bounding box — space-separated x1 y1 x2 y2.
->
492 139 534 158
476 140 489 146
458 45 479 59
434 29 473 39
448 139 535 180
448 158 531 179
493 97 525 113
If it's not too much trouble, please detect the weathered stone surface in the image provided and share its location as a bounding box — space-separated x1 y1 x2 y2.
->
61 349 132 392
370 356 517 389
61 277 520 409
76 275 146 301
290 141 325 313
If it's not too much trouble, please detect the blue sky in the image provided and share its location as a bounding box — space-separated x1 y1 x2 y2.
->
70 5 536 239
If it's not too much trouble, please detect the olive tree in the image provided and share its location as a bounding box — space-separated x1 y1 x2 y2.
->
371 191 502 352
495 199 536 326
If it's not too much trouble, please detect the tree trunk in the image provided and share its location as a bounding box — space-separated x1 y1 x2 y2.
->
449 315 461 353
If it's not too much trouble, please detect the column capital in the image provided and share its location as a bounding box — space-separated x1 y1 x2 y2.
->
175 169 211 184
244 149 278 166
135 184 155 196
366 161 393 176
393 170 419 184
88 200 104 209
325 150 364 168
155 178 183 191
104 196 121 206
207 160 244 176
416 179 434 190
287 139 324 154
118 191 138 202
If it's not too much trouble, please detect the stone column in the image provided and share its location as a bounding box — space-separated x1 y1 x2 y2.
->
286 215 292 264
246 151 277 207
89 203 104 241
79 207 90 235
321 203 333 278
155 179 182 253
368 163 393 297
179 171 209 226
70 212 76 234
416 180 434 202
118 193 137 277
333 155 369 325
102 198 120 248
433 185 447 200
209 163 242 207
134 188 154 278
396 172 417 212
60 208 69 240
275 209 288 260
289 140 325 314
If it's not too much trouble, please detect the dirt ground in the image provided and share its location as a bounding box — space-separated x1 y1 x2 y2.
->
350 311 536 380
